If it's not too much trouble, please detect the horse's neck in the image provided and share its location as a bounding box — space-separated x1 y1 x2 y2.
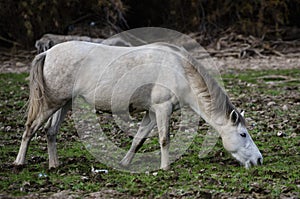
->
201 111 228 135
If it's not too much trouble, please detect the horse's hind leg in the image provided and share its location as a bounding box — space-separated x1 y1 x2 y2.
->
46 101 71 168
14 108 57 166
120 111 156 167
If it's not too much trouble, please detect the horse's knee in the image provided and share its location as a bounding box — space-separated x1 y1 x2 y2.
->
159 133 170 148
46 127 57 141
47 127 56 136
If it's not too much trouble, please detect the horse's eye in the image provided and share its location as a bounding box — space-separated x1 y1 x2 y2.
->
240 133 247 138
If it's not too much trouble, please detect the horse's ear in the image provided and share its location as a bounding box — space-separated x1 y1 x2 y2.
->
48 40 54 48
230 109 239 125
241 110 245 117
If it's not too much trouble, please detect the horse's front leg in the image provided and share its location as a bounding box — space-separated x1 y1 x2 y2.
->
46 101 71 169
120 111 156 167
152 102 172 170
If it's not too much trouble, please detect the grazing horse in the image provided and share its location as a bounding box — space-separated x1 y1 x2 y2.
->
14 41 262 170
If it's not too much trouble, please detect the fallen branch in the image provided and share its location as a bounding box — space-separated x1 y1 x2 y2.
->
0 35 22 47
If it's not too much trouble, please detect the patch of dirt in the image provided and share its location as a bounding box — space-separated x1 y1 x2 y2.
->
215 55 300 71
0 48 34 74
0 189 131 199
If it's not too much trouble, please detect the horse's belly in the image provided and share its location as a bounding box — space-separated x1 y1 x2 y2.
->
85 83 153 113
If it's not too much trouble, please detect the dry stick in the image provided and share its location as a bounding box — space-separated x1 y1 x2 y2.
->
0 35 22 47
210 32 294 58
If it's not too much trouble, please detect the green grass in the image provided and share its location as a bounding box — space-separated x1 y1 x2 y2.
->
0 69 299 198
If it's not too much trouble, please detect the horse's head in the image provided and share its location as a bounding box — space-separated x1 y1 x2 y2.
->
219 110 263 168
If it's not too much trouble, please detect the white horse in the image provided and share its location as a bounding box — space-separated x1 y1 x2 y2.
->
14 41 262 170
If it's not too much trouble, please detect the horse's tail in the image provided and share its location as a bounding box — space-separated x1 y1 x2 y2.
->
26 52 49 125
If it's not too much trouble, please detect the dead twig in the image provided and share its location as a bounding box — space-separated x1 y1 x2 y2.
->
209 32 299 58
0 35 22 47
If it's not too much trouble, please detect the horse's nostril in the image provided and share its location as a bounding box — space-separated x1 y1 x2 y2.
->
257 158 262 165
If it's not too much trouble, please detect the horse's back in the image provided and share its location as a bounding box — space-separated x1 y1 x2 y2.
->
42 41 125 98
40 41 191 110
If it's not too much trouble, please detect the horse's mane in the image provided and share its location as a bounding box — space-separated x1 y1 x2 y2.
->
187 53 245 126
157 43 245 126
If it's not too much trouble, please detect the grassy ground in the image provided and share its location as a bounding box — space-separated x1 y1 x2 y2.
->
0 69 299 198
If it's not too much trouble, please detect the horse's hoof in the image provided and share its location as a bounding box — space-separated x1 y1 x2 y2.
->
160 165 170 170
12 163 25 173
48 164 59 170
119 160 130 168
13 161 25 167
